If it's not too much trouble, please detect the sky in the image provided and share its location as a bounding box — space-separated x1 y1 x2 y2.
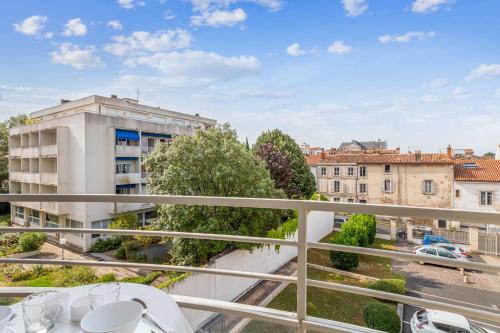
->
1 0 500 154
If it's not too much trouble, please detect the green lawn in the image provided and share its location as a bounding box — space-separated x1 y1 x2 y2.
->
244 234 401 332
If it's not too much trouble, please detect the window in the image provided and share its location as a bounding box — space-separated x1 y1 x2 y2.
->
433 323 451 332
455 328 470 333
347 198 354 203
480 191 493 206
334 167 340 176
438 220 446 228
384 164 391 173
66 218 83 237
91 219 112 238
116 187 132 195
383 180 393 193
347 167 354 176
359 183 367 193
320 167 327 176
333 197 340 202
422 180 435 194
116 138 134 146
29 210 40 225
15 206 25 219
425 248 437 256
359 199 367 203
359 166 367 177
455 189 460 198
46 214 59 228
333 181 341 193
116 163 132 174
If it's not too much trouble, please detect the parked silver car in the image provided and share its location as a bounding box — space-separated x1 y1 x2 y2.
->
413 246 470 265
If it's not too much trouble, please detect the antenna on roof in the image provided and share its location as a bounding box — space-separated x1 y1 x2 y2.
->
136 88 140 103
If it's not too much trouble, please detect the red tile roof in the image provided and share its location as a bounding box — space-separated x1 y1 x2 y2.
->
305 153 452 166
454 159 500 182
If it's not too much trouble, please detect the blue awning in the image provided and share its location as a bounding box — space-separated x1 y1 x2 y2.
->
141 132 172 139
116 129 140 141
116 184 136 189
116 157 138 161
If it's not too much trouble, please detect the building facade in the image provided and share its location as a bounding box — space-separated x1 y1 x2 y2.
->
453 160 500 232
9 95 216 251
307 152 454 225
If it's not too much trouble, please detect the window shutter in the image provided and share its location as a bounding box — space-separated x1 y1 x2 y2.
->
390 180 395 193
381 181 385 193
422 181 426 194
431 181 436 195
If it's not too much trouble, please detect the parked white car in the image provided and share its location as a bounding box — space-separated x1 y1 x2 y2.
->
433 243 470 258
413 246 470 264
410 309 495 333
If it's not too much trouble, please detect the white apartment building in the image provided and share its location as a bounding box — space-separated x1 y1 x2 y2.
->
453 159 500 232
9 95 216 251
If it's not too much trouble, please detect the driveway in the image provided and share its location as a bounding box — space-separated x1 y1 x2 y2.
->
393 242 500 332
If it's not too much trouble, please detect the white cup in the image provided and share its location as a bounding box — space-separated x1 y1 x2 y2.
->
70 296 91 322
0 306 13 332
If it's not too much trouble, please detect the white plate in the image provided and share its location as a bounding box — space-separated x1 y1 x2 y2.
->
3 327 16 333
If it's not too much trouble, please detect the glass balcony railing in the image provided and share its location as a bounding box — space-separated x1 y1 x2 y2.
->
0 194 499 333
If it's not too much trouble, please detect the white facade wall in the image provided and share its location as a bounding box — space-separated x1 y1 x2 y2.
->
453 181 500 231
164 211 334 329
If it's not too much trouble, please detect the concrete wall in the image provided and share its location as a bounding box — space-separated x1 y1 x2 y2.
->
164 211 335 330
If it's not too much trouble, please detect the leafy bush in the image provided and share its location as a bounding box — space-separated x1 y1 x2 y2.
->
0 233 20 247
115 246 126 259
0 264 23 281
363 302 401 333
0 215 11 227
18 232 46 252
367 279 406 295
98 273 117 283
341 218 369 247
329 233 359 270
310 192 329 201
53 266 98 287
120 271 161 285
351 214 376 245
89 237 122 253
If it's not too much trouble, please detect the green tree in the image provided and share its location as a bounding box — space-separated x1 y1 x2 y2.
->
133 226 161 263
483 152 495 159
0 114 29 213
144 124 285 265
110 214 139 260
349 214 376 245
253 129 316 198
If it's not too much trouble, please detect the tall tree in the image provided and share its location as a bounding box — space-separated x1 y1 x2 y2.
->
110 213 139 260
254 142 294 195
253 129 316 198
144 124 285 265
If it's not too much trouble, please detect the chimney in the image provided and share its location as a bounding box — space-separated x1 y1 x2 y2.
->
195 113 200 117
60 99 71 104
110 94 118 99
496 145 500 160
415 150 422 162
446 145 452 158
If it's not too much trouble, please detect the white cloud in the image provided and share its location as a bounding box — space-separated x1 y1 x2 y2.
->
13 15 48 36
191 8 247 27
466 64 500 81
123 50 261 85
51 43 104 69
496 88 500 98
163 10 175 20
451 87 471 98
117 0 146 8
411 0 453 14
107 20 123 30
62 18 87 36
189 0 283 12
104 29 192 56
286 43 308 57
429 77 449 88
44 32 54 39
327 41 353 55
379 31 436 43
341 0 368 17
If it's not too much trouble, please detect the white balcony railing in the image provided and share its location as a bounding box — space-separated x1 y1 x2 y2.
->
40 144 57 156
9 147 22 157
9 172 40 183
22 146 39 158
40 173 57 185
115 173 141 185
116 145 141 157
1 194 500 333
41 201 58 213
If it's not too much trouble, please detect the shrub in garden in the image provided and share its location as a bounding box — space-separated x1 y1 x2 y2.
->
53 266 98 287
340 219 369 247
0 264 23 281
0 233 20 248
351 214 376 245
329 233 359 270
98 273 116 283
89 237 122 253
363 302 401 333
18 232 46 252
367 279 406 295
310 192 329 201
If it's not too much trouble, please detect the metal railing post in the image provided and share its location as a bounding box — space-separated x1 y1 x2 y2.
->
297 209 308 332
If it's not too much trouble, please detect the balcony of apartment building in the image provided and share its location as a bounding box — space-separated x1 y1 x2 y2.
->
115 129 141 157
0 194 499 333
140 132 172 155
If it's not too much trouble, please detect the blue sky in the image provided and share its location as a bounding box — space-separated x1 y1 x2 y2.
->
1 0 500 153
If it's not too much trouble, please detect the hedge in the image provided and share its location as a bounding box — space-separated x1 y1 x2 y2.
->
363 302 401 333
367 279 406 295
329 233 359 270
18 232 46 252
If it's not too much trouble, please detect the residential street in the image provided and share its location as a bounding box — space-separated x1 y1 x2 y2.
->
394 242 500 333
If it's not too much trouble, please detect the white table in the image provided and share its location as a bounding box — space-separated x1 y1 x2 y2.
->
8 283 193 333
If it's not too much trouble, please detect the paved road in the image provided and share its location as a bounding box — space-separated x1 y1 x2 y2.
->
394 244 500 333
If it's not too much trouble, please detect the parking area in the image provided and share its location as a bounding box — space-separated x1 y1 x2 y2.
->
394 241 500 333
